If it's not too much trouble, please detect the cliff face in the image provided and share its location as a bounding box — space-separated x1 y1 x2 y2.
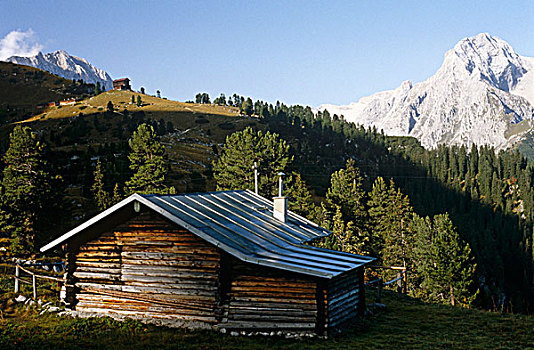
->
7 50 113 90
318 33 534 150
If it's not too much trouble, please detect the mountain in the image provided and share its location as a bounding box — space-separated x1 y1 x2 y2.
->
318 33 534 150
5 50 113 90
0 61 96 126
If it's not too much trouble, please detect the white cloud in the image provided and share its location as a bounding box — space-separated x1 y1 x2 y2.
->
0 29 43 61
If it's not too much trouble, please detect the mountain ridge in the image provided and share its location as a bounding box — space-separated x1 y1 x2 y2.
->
5 50 113 90
318 33 534 151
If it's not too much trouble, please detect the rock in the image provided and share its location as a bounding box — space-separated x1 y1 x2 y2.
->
219 328 226 334
47 306 60 313
316 33 534 152
230 331 239 337
15 295 27 303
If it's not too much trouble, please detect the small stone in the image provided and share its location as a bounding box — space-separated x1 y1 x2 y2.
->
47 306 60 313
270 332 275 336
230 331 239 337
15 295 27 303
219 328 226 334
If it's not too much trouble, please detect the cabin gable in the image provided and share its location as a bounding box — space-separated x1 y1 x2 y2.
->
68 209 222 328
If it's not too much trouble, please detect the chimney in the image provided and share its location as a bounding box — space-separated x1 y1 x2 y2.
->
273 172 287 223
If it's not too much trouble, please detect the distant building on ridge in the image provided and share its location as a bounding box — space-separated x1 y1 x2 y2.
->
113 78 131 91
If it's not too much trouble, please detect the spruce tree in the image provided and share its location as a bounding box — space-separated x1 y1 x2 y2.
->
286 173 315 219
326 159 367 230
91 159 112 210
124 124 173 195
412 213 478 307
213 127 292 198
368 177 414 268
0 125 61 255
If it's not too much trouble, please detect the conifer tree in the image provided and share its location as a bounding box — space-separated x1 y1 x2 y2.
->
0 125 60 255
286 173 315 219
368 177 414 267
111 183 122 205
213 127 292 197
91 159 112 211
136 95 142 107
412 213 478 307
326 159 367 230
124 124 173 195
242 97 254 116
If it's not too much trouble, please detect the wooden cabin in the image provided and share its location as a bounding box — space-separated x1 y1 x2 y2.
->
113 78 131 91
41 190 374 336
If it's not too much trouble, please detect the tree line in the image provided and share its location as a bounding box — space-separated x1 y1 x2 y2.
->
2 89 534 312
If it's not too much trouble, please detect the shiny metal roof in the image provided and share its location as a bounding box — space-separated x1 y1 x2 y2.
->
41 190 374 278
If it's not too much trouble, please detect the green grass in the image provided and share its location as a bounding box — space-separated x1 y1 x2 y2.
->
1 264 533 350
22 90 240 123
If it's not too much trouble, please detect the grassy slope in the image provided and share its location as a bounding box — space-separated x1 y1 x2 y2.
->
0 62 93 123
1 263 532 350
23 89 240 122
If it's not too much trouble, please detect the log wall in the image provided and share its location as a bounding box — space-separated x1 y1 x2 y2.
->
220 259 320 333
64 208 364 333
326 268 362 332
70 210 221 328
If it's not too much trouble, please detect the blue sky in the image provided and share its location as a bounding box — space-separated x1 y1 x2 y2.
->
1 1 533 106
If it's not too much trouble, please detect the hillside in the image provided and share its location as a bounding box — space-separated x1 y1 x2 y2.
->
0 61 94 126
23 89 240 122
0 264 532 350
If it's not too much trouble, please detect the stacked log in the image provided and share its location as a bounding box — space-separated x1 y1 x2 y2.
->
221 261 319 332
326 269 361 331
72 211 221 327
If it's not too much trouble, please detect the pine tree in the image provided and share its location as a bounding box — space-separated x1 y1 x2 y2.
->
242 97 254 116
0 125 61 255
111 183 122 205
107 101 114 113
136 95 142 107
91 159 112 210
412 213 478 307
326 159 367 229
131 95 135 104
124 124 173 195
368 177 414 268
213 127 292 198
286 173 315 219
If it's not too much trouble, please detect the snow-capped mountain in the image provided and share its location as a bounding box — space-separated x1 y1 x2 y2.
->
318 33 534 150
6 50 113 90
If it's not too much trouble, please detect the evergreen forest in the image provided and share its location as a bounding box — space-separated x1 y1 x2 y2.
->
1 91 533 313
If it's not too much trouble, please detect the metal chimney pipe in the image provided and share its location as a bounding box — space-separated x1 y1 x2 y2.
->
278 172 285 197
273 172 287 222
253 162 258 194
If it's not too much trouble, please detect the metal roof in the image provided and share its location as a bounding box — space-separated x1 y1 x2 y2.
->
41 190 375 279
